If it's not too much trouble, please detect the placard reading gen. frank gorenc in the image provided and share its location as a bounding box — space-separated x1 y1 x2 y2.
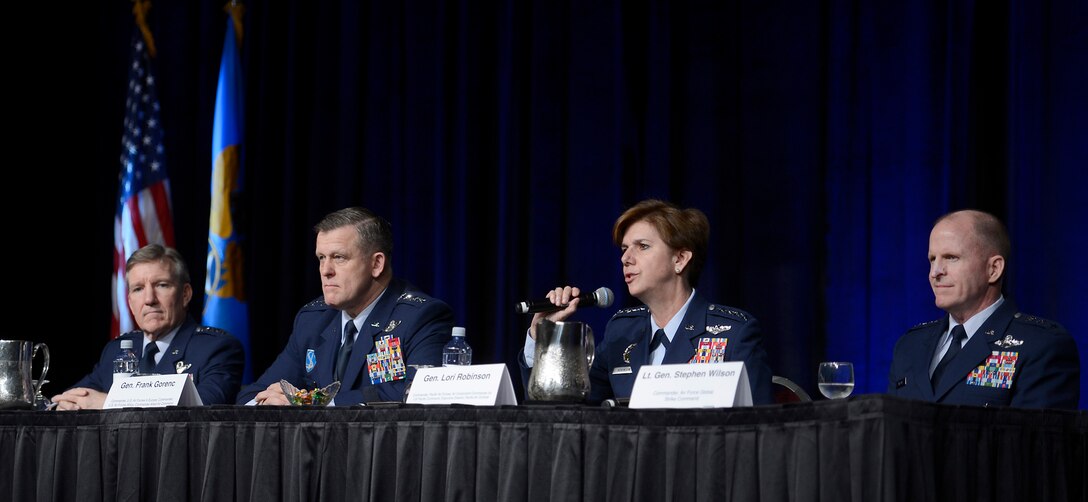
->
103 374 203 408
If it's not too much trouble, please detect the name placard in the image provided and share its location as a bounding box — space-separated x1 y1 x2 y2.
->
629 362 751 409
103 374 203 409
405 363 517 406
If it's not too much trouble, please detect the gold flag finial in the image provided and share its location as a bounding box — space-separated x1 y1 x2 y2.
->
132 0 158 58
225 1 245 46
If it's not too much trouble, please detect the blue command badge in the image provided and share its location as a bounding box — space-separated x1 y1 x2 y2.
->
305 349 317 373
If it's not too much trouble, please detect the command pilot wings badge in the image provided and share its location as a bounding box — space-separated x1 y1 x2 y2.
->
706 325 732 335
993 335 1024 348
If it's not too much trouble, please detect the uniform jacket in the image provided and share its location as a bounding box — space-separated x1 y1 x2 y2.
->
238 278 454 405
520 292 774 405
887 299 1080 409
71 317 245 405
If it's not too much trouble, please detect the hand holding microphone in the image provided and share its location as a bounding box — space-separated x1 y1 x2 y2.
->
516 286 614 314
520 286 614 340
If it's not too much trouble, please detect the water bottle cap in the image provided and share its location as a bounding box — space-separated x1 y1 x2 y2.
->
452 327 466 337
120 340 134 349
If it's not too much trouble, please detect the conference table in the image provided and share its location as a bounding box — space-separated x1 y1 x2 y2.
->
1 395 1084 501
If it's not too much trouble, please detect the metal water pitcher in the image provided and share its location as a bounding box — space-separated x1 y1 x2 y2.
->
527 319 595 401
0 339 50 409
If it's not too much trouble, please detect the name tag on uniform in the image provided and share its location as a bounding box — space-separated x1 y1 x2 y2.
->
612 366 633 375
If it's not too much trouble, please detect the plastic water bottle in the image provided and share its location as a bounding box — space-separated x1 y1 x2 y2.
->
112 339 139 383
442 327 472 366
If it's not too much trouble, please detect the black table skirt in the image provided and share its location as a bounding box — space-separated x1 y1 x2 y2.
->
1 395 1085 502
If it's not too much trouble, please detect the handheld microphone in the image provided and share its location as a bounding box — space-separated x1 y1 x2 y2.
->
515 287 615 314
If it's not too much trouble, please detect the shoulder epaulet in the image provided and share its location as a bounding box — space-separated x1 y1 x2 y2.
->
302 297 329 310
910 319 941 330
195 326 230 336
1012 312 1057 329
120 330 144 338
398 292 430 304
707 304 749 322
612 306 648 318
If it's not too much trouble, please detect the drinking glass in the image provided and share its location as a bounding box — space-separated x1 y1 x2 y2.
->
403 365 434 402
817 362 854 399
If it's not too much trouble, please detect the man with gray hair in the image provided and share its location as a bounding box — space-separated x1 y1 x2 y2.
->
52 244 245 410
888 210 1079 409
238 207 454 405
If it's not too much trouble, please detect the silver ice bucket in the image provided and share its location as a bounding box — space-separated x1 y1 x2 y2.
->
0 340 50 409
527 319 595 401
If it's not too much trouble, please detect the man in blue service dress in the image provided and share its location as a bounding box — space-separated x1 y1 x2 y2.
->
888 210 1079 409
238 207 454 405
52 245 245 409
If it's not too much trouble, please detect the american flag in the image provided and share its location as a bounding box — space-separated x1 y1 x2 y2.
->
112 34 175 338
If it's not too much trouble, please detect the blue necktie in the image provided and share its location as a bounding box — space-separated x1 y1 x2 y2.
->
649 329 670 355
335 321 358 382
140 342 159 374
931 324 967 389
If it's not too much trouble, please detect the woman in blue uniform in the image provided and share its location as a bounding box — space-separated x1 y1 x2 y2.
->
519 199 774 404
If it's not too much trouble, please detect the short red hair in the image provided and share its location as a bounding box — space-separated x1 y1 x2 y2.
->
612 199 710 286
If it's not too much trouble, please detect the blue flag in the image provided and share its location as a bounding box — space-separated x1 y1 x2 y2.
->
205 16 251 381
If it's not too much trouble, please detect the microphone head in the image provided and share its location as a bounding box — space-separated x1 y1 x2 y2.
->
592 287 614 308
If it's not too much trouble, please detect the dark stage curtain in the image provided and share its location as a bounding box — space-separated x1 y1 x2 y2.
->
21 1 1087 406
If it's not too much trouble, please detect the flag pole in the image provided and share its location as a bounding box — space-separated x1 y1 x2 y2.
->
226 0 245 46
131 0 157 58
